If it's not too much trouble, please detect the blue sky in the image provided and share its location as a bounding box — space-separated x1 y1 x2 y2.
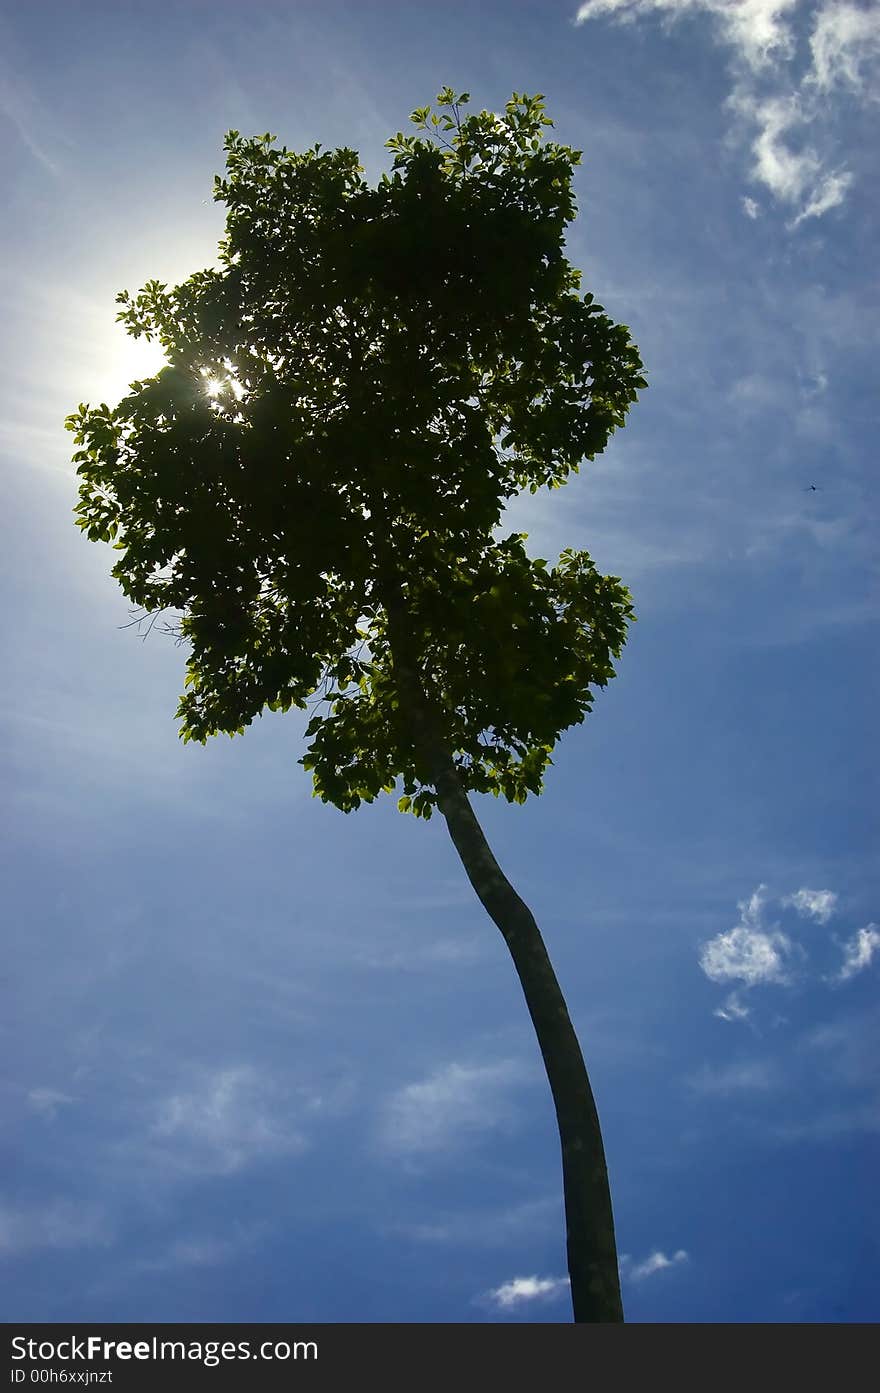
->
2 0 877 1323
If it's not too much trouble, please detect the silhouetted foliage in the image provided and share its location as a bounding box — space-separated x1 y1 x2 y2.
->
68 88 646 1322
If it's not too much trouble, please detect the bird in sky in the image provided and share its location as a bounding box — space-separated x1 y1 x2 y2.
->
803 484 822 491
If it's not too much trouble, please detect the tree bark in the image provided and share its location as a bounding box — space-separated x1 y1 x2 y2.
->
377 566 624 1324
438 757 624 1323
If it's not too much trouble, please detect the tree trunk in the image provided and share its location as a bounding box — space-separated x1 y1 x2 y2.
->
378 572 624 1324
433 754 624 1323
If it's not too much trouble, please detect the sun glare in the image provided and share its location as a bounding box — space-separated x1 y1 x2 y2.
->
201 364 245 405
92 331 168 407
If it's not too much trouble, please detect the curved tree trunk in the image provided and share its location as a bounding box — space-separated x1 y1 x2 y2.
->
378 570 624 1324
432 754 624 1323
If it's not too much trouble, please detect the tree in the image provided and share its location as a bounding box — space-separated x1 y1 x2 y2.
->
67 88 647 1323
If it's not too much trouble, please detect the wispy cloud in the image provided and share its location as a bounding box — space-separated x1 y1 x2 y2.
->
574 0 880 225
833 925 880 983
788 168 854 228
148 1066 308 1176
377 1060 529 1158
0 29 72 178
687 1059 777 1095
729 87 850 226
483 1246 690 1308
714 991 751 1022
575 1 799 71
620 1247 689 1281
135 1225 266 1274
772 1097 880 1141
353 935 486 972
481 1274 570 1310
745 509 852 561
802 1012 878 1089
26 1088 77 1121
0 1201 111 1256
391 1196 560 1247
700 884 793 990
0 82 59 176
808 1 880 91
783 887 838 924
730 371 786 410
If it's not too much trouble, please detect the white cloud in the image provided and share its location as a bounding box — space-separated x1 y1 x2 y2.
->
788 168 854 226
575 0 880 224
700 884 792 987
0 1201 110 1255
714 991 751 1021
742 195 761 217
736 883 766 930
575 1 798 71
808 2 880 93
27 1088 76 1121
483 1274 570 1309
150 1066 308 1176
377 1060 528 1157
620 1248 689 1281
834 924 880 982
783 887 838 924
736 88 854 225
736 91 821 204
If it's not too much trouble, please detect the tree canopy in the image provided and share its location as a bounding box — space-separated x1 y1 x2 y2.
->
67 88 646 818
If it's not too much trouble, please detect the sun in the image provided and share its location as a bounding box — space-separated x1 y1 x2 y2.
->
200 364 245 406
79 318 246 414
89 328 168 408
